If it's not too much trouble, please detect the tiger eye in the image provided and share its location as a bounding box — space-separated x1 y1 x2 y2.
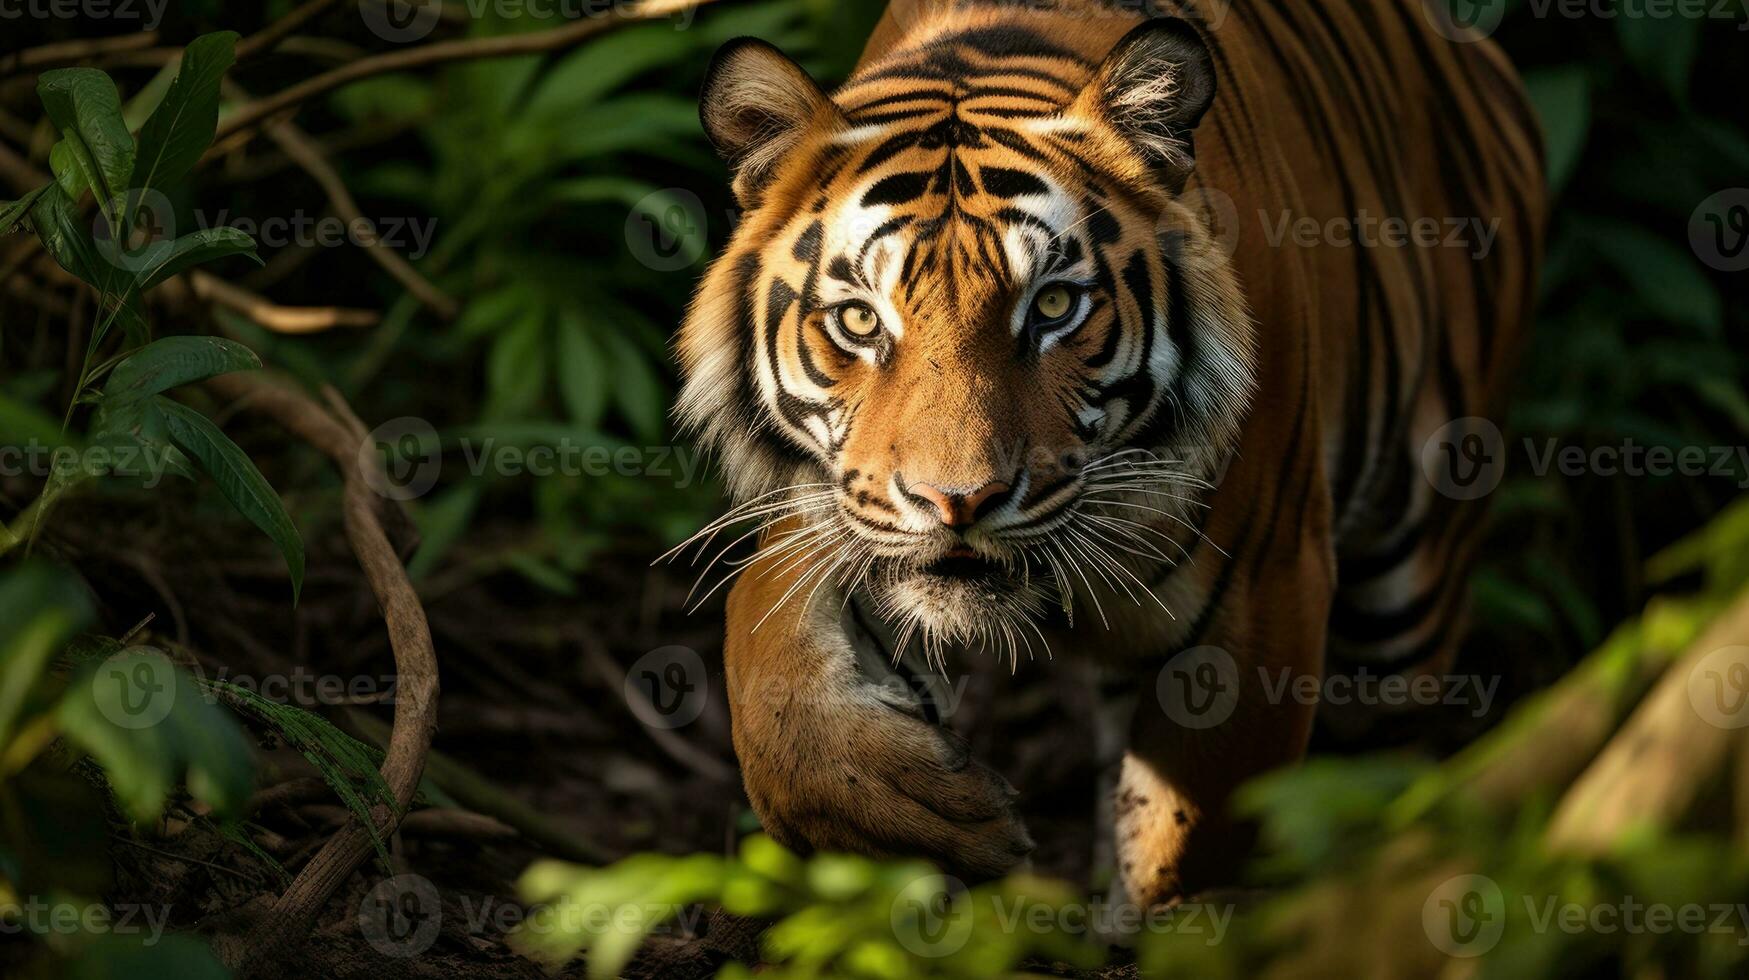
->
841 303 881 337
1034 285 1073 321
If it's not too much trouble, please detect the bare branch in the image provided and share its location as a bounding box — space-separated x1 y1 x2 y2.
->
214 0 717 143
0 31 160 76
235 0 351 62
188 271 380 333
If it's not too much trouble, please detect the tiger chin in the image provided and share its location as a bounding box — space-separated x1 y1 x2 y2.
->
672 0 1544 904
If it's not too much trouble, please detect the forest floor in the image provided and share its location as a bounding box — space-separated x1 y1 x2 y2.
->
49 455 1532 978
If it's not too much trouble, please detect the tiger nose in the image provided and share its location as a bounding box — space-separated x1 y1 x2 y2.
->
905 479 1013 529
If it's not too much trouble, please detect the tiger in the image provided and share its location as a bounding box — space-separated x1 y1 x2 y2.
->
673 0 1544 905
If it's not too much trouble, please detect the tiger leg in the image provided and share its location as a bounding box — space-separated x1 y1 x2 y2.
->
723 557 1034 881
1114 540 1332 906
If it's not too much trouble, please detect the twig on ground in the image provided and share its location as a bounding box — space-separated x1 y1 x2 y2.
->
577 630 738 784
346 709 613 865
206 373 439 976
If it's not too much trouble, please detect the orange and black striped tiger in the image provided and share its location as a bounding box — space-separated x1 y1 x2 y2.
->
674 0 1543 903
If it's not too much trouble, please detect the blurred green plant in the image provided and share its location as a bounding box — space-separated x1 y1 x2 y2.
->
0 563 250 977
0 32 302 600
1470 4 1749 658
515 833 1100 979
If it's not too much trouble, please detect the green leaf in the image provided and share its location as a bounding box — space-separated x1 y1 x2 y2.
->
36 68 135 214
525 25 695 120
0 184 51 234
27 183 123 294
56 648 255 823
155 396 305 602
204 679 399 866
1586 219 1722 335
1523 66 1589 198
484 309 549 421
47 140 85 200
603 329 666 439
0 564 92 750
135 226 261 290
556 311 608 430
62 933 233 980
103 335 261 405
89 399 198 486
1617 14 1701 101
134 32 239 192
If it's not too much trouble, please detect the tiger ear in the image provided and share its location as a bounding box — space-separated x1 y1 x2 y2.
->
1075 18 1216 176
700 38 839 200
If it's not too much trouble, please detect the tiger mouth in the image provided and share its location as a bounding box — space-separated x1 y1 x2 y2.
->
921 552 1006 581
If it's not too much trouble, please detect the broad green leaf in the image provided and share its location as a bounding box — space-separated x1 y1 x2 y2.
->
27 186 151 340
539 94 703 164
134 32 239 192
62 934 232 980
136 226 261 290
103 335 261 405
47 140 85 199
1617 14 1702 101
0 390 62 448
36 68 135 214
543 176 658 209
155 396 305 602
525 25 694 119
556 311 608 430
1587 219 1722 335
603 329 666 439
27 183 122 294
0 564 91 750
1523 66 1589 198
485 309 549 421
0 184 51 234
407 481 484 581
89 398 197 485
56 648 254 822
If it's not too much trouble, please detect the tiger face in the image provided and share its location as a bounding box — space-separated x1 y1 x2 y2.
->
678 17 1254 656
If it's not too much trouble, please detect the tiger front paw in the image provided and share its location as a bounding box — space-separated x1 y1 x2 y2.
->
736 697 1034 882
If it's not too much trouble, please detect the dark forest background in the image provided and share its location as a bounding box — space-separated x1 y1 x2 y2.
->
2 0 1746 976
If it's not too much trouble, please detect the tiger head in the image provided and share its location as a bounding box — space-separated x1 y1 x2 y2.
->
677 16 1254 655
